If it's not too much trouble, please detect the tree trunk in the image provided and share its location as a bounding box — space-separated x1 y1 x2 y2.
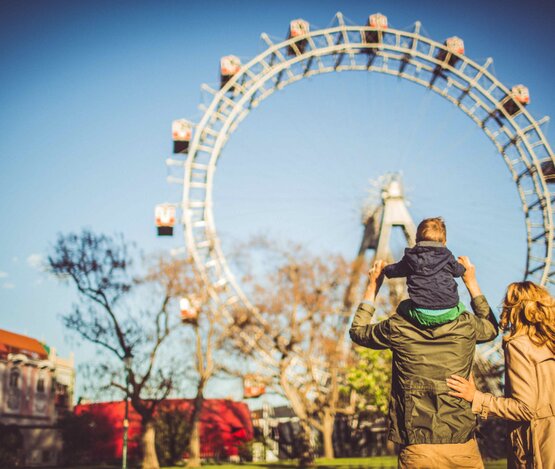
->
187 419 201 468
279 367 315 466
298 419 315 467
141 419 160 469
186 387 204 468
322 410 335 459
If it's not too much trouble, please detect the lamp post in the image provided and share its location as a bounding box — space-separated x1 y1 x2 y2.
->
122 352 133 469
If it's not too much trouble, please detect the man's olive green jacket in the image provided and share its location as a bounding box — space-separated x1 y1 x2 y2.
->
349 295 498 445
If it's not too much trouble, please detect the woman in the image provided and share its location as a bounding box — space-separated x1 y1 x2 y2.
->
447 281 555 469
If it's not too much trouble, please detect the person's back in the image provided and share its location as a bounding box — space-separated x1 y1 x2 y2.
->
350 257 498 468
354 296 496 445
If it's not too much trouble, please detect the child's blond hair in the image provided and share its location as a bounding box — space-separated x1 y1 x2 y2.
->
416 217 446 244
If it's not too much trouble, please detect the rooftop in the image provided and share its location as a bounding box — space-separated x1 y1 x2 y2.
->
0 329 48 360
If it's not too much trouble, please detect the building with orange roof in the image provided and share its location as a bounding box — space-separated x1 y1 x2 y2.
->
0 329 49 360
0 328 74 467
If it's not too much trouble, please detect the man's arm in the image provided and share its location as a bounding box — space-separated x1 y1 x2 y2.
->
349 260 392 350
349 303 392 350
458 256 498 343
383 257 409 279
470 296 499 343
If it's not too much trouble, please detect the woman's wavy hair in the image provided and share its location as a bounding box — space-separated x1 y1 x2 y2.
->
500 281 555 353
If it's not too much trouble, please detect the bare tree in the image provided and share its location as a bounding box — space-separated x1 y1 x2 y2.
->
49 230 188 469
180 286 228 468
227 238 359 464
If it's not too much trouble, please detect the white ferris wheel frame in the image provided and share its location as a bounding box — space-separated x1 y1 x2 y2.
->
167 13 555 327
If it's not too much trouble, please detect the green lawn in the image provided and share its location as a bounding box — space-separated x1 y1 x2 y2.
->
67 458 507 469
181 458 507 468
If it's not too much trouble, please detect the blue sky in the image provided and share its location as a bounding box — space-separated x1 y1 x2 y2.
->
1 0 555 401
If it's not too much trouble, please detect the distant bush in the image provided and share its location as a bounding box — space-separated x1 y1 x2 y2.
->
59 410 116 465
0 424 24 467
154 405 192 465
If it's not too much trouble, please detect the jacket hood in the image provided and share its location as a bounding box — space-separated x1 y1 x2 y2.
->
404 242 452 276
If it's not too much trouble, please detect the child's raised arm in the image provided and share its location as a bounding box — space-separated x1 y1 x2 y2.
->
450 256 466 277
383 257 410 278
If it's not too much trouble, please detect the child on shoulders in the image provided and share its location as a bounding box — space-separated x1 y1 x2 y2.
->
383 217 465 326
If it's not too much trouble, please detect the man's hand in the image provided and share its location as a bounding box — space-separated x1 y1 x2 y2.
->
368 259 387 282
458 256 475 282
458 256 482 298
446 374 476 403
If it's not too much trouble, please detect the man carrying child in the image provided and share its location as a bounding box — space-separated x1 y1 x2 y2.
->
349 217 498 469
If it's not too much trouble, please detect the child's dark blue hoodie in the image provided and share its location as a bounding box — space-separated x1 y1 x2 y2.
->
383 241 465 310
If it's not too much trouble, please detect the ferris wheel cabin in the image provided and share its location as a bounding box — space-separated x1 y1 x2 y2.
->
287 19 309 55
180 297 199 323
243 374 266 399
220 55 241 88
541 160 555 184
502 84 530 116
436 36 465 67
172 119 192 154
155 204 176 236
364 13 388 45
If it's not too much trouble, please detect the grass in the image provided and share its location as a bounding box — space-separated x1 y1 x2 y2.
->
180 458 507 468
67 457 507 468
193 457 399 468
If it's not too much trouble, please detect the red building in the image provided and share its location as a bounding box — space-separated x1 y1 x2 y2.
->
75 398 253 462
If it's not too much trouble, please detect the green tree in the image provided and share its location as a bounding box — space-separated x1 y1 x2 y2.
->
344 347 392 416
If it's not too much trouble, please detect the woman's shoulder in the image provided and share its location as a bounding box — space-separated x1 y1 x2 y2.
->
505 334 533 350
505 334 554 362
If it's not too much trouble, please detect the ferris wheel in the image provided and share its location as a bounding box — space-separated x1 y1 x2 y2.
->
158 12 555 325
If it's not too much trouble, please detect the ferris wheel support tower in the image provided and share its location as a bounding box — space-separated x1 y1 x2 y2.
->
344 174 416 310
